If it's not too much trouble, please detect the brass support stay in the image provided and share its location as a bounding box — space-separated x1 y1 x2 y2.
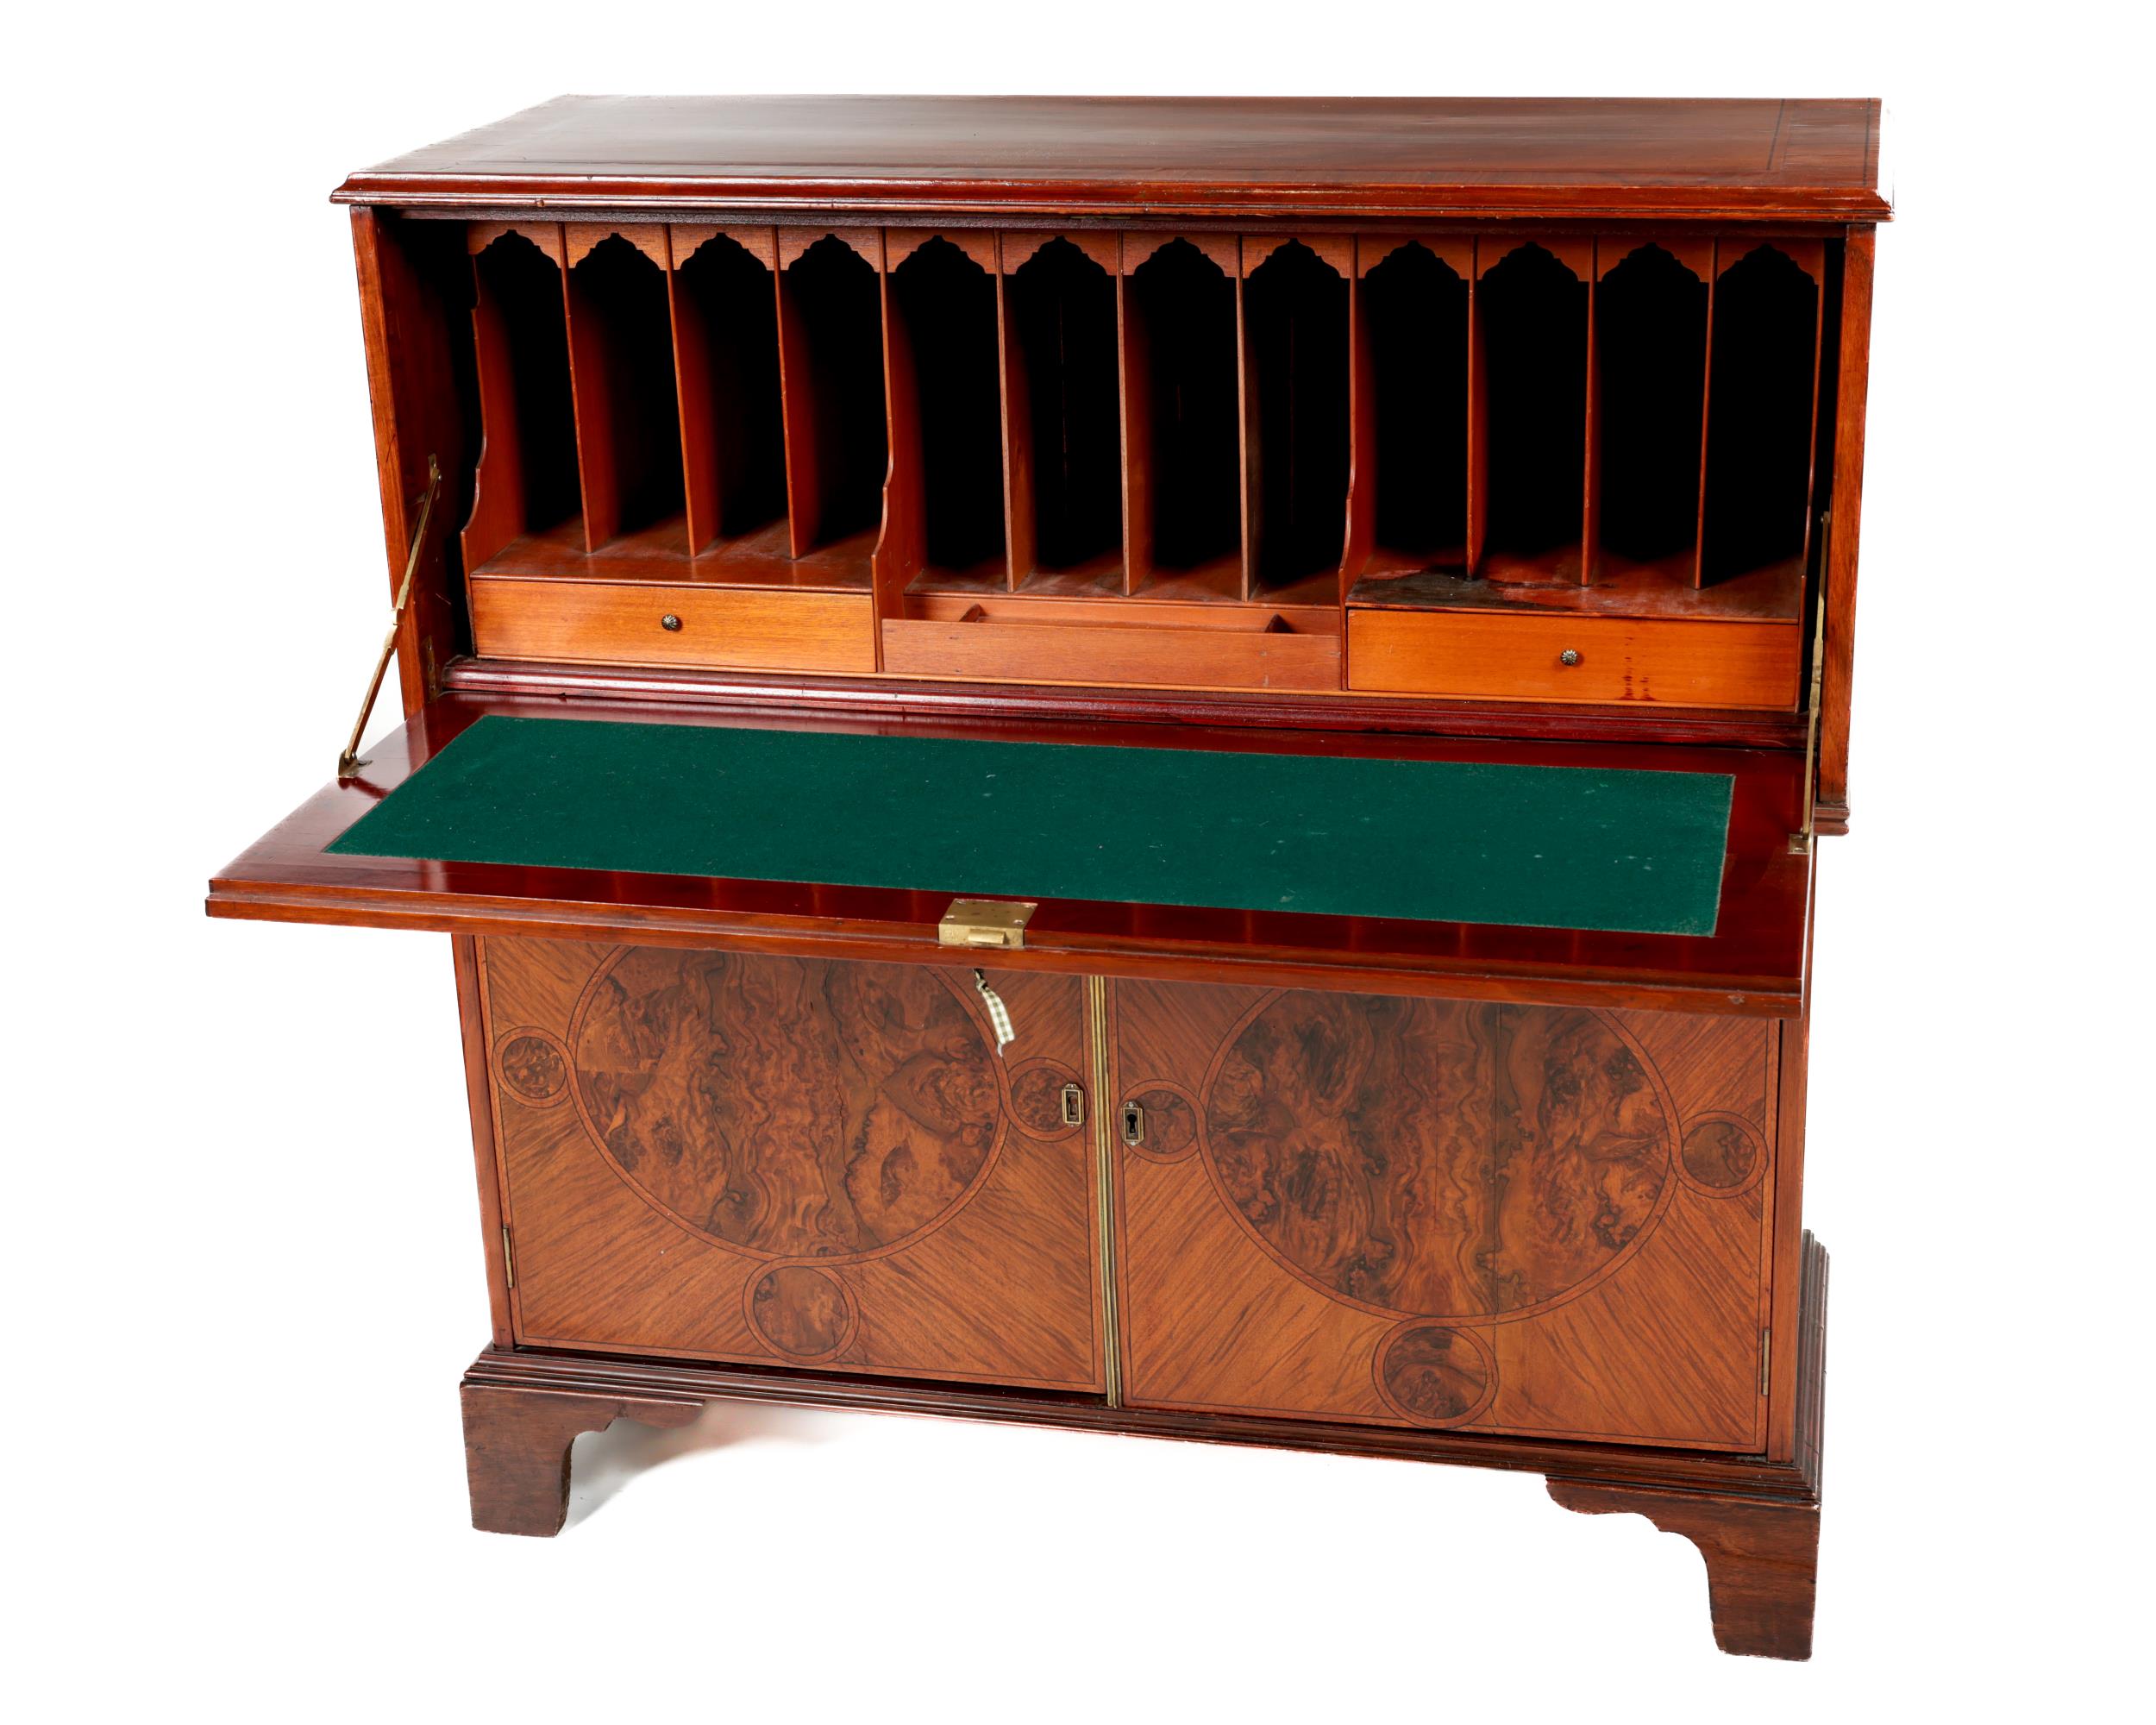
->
339 456 443 779
1789 509 1832 855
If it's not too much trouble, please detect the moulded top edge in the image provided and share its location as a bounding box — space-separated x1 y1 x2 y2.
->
330 95 1892 223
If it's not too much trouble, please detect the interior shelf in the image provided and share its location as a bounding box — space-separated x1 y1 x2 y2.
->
1593 242 1710 584
448 219 1835 694
1244 240 1352 595
1123 238 1244 596
909 551 1333 609
468 516 874 593
1475 241 1590 583
565 230 683 552
671 229 788 556
1346 554 1801 623
1702 242 1824 586
1358 240 1470 580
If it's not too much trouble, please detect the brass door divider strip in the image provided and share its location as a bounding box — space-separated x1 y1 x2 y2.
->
1087 975 1123 1408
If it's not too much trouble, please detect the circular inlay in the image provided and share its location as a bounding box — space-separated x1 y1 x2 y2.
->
1375 1323 1495 1427
498 1032 569 1106
1129 1086 1199 1160
1681 1114 1765 1195
747 1264 856 1361
1008 1060 1084 1140
570 949 1006 1260
1203 994 1674 1320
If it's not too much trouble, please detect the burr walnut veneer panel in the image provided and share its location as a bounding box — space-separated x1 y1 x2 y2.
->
479 938 1103 1391
1109 978 1775 1449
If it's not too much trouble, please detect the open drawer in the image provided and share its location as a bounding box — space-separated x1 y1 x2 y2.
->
208 694 1811 1016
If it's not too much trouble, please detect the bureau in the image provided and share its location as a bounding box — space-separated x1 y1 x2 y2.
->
208 96 1888 1660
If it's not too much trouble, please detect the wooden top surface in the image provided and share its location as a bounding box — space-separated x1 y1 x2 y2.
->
207 694 1812 1017
335 95 1890 222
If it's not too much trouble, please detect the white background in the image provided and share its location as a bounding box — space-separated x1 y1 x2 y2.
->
8 3 2150 1717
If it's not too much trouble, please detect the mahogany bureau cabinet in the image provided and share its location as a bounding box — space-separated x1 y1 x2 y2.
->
208 96 1890 1661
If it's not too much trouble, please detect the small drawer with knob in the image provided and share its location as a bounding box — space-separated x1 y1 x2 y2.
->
1345 606 1802 710
470 578 877 675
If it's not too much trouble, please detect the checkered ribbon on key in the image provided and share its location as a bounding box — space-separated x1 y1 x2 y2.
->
973 969 1016 1057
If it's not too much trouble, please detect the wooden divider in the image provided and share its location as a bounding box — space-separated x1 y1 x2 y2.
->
562 226 680 553
453 216 1831 699
1000 233 1123 593
1591 239 1713 586
777 230 886 581
1241 237 1354 602
883 232 1006 594
667 226 787 560
1702 240 1825 589
1342 243 1375 592
1120 236 1243 599
462 223 577 573
1474 238 1593 584
1352 237 1473 590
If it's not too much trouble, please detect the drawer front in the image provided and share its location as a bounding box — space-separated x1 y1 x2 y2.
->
1348 608 1802 709
481 938 1104 1392
471 579 877 674
1109 979 1778 1450
883 616 1342 693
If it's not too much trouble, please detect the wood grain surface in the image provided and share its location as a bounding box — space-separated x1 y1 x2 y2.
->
1547 1477 1820 1658
335 96 1890 223
279 103 1873 1669
470 578 874 674
212 691 1812 1018
1110 978 1777 1447
482 938 1102 1391
1348 604 1802 708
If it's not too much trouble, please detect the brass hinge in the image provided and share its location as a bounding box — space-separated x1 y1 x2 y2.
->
1758 1327 1772 1396
501 1225 516 1292
939 898 1037 950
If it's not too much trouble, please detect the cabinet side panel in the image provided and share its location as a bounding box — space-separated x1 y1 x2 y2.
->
351 207 475 712
1818 224 1876 825
1765 1012 1808 1458
457 936 514 1345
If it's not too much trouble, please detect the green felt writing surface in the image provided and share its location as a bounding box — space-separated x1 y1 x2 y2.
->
328 716 1732 935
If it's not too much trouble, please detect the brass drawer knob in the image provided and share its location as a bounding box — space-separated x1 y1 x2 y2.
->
1558 648 1581 667
661 613 683 631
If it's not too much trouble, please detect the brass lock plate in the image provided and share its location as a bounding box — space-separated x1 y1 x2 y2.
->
938 898 1037 950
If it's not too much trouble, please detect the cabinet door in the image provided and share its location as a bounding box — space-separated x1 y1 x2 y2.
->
1108 981 1776 1449
480 939 1103 1392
